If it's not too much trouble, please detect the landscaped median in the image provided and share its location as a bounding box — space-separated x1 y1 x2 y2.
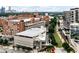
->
53 32 62 48
47 16 63 52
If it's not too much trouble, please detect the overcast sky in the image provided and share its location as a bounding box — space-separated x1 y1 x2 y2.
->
0 6 76 12
0 0 79 12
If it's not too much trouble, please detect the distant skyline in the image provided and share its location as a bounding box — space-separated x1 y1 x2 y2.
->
0 6 77 12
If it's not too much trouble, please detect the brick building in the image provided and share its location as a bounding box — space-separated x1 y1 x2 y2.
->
0 13 50 35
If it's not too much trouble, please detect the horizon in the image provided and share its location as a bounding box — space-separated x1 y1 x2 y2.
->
0 6 77 12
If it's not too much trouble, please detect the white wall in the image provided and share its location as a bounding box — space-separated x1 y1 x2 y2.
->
14 36 34 48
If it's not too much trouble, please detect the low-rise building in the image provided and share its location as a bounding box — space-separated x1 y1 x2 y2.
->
14 27 46 49
0 12 50 35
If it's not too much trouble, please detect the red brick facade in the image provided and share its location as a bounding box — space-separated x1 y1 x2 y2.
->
0 13 50 35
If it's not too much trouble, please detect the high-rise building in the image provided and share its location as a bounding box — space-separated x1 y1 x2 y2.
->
9 6 11 11
6 6 16 13
63 8 79 40
63 11 71 29
70 8 79 23
64 8 79 30
0 7 5 13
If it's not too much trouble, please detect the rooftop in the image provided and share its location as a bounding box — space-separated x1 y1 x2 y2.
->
70 8 79 10
16 27 46 37
9 18 31 22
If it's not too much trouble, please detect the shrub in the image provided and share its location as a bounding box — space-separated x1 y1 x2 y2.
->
51 35 58 46
0 38 3 45
62 42 75 53
3 39 9 46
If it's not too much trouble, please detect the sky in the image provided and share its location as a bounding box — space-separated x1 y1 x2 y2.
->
2 6 76 12
0 0 79 6
0 0 79 12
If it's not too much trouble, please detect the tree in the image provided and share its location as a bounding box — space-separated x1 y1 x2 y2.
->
16 45 20 50
51 35 58 46
9 37 14 41
50 22 56 28
48 33 53 39
3 39 8 45
0 38 3 45
0 27 3 32
62 42 75 53
48 25 55 33
48 17 57 33
48 17 58 47
50 17 57 26
62 42 69 49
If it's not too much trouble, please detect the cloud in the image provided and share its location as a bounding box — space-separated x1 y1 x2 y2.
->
5 6 75 12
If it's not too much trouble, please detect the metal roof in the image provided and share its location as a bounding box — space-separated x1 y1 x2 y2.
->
16 27 46 37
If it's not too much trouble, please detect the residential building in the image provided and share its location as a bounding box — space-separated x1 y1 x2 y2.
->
6 6 16 13
70 8 79 23
63 11 71 30
0 12 50 35
70 23 79 39
0 7 5 14
64 8 79 30
63 8 79 42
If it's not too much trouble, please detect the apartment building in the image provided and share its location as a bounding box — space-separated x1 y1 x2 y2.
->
63 11 71 30
0 13 50 35
70 23 79 40
70 8 79 23
63 8 79 40
1 19 25 35
64 8 79 29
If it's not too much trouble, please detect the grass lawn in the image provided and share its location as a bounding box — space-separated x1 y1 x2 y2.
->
53 32 62 48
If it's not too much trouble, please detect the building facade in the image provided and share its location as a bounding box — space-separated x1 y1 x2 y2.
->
14 27 46 49
63 8 79 41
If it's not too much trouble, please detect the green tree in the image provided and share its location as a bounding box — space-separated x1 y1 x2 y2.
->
62 42 75 53
16 45 20 50
51 35 58 46
0 27 3 32
62 42 69 49
48 25 55 33
48 17 58 47
0 38 3 45
3 39 8 45
48 17 57 33
48 33 53 39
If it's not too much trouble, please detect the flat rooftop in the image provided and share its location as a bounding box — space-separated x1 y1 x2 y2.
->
9 18 31 22
16 27 46 37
